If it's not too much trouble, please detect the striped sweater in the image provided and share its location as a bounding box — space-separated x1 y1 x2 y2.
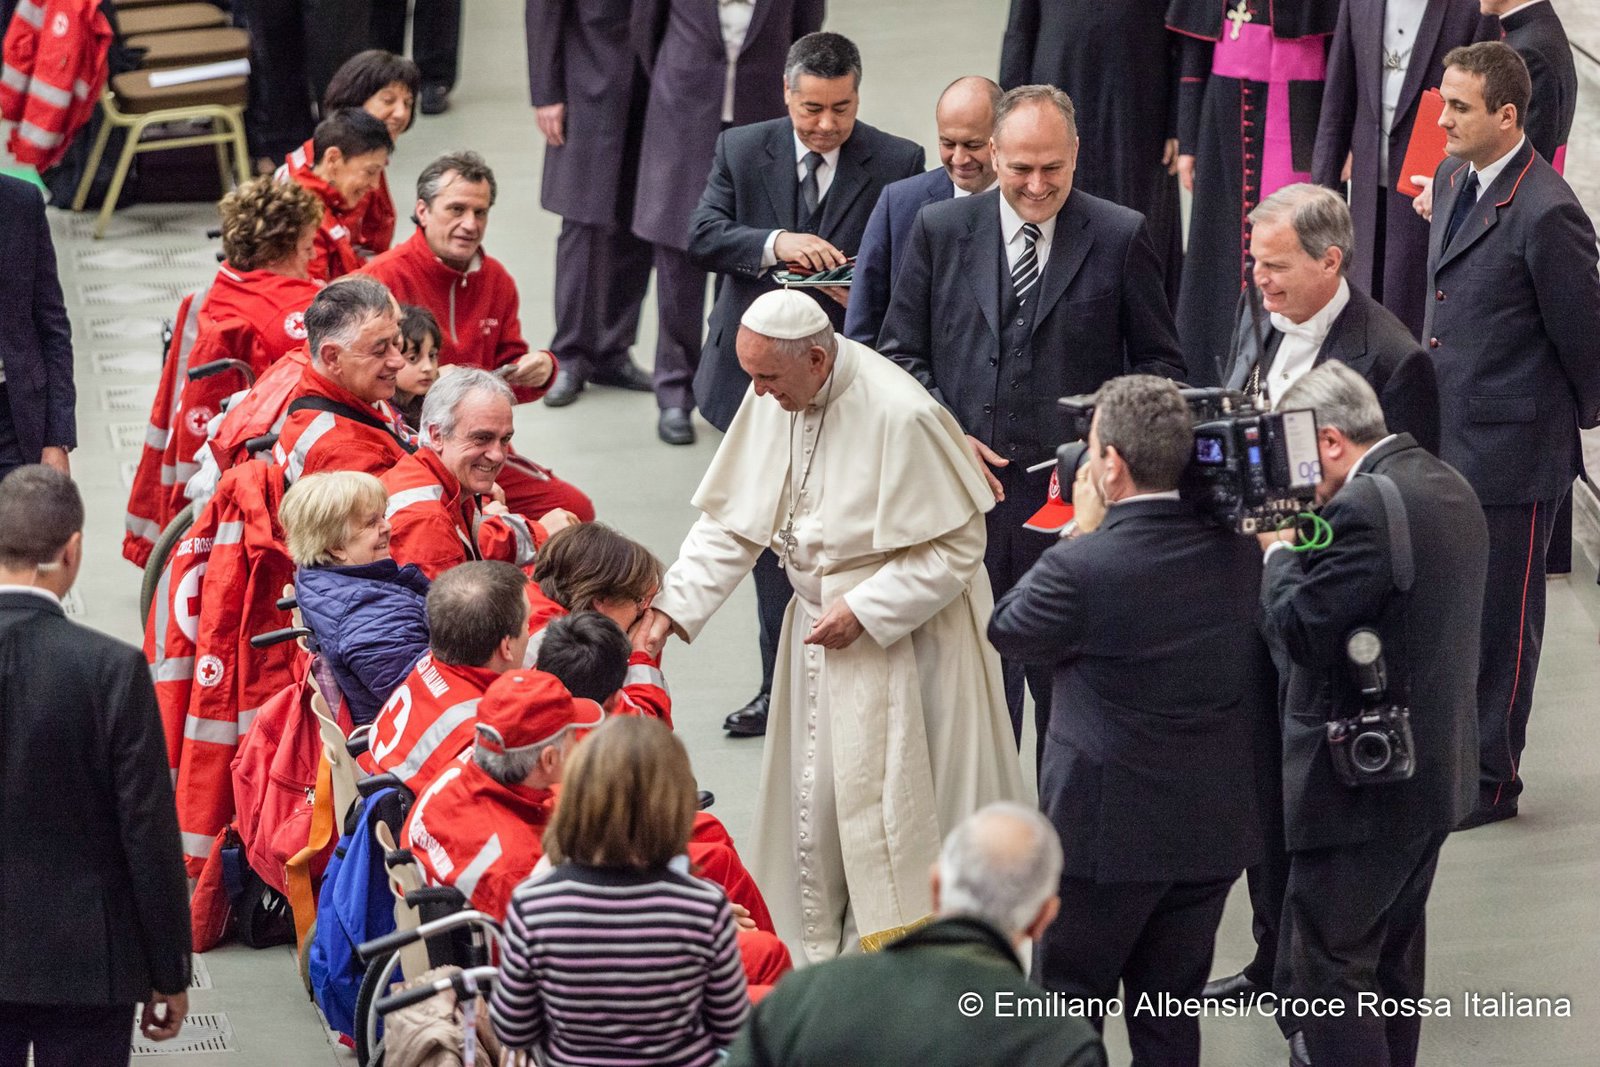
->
490 863 750 1066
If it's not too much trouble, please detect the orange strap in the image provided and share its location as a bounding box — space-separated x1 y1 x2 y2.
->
285 751 336 953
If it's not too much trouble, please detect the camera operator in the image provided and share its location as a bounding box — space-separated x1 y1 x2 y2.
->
1260 361 1488 1067
988 375 1268 1067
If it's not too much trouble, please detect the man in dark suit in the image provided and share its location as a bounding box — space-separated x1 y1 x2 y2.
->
1312 0 1493 339
879 84 1183 747
1219 183 1439 452
0 467 192 1063
1425 43 1600 827
843 75 1000 346
1485 0 1576 166
631 0 822 445
1261 362 1488 1067
686 31 924 735
526 0 655 409
988 376 1266 1067
0 176 75 482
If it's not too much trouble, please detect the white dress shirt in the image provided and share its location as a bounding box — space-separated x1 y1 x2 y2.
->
717 0 755 124
761 135 843 268
0 584 61 606
1380 0 1429 177
1498 0 1548 18
998 193 1056 276
1265 277 1351 408
951 177 997 199
1470 135 1527 201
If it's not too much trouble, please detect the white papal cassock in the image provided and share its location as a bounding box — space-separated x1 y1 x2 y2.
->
653 336 1026 964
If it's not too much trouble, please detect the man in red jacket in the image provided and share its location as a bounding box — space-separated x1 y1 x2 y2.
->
273 277 416 481
284 109 393 282
382 369 576 579
361 561 531 794
362 151 593 522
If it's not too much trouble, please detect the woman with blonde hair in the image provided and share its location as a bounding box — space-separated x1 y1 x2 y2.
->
280 470 429 724
490 716 750 1065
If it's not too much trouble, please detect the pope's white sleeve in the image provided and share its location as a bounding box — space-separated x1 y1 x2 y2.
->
653 513 766 643
844 509 986 648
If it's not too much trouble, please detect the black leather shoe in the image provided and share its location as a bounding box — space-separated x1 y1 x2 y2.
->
588 359 654 392
420 84 450 115
1289 1031 1312 1067
1455 798 1518 831
1202 973 1264 1001
543 366 583 408
658 407 695 445
697 789 715 810
723 692 769 737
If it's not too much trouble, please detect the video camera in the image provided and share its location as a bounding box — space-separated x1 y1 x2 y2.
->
1053 387 1322 534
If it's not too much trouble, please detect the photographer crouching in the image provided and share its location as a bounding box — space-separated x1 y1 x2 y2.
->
988 375 1270 1067
1260 361 1488 1067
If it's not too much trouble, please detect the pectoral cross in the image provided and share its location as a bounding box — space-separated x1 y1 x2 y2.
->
778 520 799 568
1226 0 1253 40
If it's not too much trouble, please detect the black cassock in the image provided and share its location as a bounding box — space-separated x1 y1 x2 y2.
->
1169 0 1339 386
1000 0 1182 307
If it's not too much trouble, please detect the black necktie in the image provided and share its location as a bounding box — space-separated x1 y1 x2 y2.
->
1443 169 1480 249
1011 222 1042 301
799 151 823 220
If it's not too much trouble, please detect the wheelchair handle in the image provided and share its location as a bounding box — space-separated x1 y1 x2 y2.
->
244 432 279 456
357 908 497 963
375 965 497 1017
187 358 256 385
382 847 416 869
249 626 309 649
346 728 373 759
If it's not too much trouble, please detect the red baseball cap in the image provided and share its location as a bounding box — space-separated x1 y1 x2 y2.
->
475 670 604 755
1023 468 1075 533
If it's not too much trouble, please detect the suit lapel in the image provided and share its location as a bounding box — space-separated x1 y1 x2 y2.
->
760 123 800 232
741 0 774 53
1437 140 1534 269
1429 159 1469 271
815 131 874 239
1031 194 1093 331
1315 293 1371 374
1395 0 1447 127
1356 0 1385 119
962 201 1002 343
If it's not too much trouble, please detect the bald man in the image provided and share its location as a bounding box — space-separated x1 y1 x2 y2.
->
844 76 1002 346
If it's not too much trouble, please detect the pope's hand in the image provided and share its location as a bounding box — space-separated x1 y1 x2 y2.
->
1411 176 1434 221
1071 462 1106 534
505 349 555 389
803 598 864 649
639 608 676 657
966 435 1008 501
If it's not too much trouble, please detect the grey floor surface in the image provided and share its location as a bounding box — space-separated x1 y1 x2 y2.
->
5 0 1600 1063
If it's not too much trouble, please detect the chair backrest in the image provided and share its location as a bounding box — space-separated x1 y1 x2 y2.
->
373 821 430 981
310 689 358 832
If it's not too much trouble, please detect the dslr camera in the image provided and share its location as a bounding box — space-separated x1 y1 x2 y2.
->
1325 628 1416 786
1055 387 1323 534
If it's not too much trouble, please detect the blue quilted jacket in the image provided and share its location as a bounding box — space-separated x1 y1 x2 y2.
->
295 559 429 724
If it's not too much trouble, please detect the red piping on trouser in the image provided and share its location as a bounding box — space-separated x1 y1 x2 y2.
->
1493 503 1539 805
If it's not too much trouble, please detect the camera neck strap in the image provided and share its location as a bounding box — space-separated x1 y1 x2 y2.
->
1357 471 1414 593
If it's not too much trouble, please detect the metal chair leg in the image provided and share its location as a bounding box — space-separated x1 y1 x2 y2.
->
95 116 149 239
72 109 117 213
229 109 251 186
213 135 231 192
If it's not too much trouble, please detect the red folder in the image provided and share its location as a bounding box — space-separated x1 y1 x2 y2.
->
1398 89 1449 198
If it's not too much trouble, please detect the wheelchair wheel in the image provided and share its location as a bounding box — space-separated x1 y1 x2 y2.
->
138 503 195 625
355 948 404 1067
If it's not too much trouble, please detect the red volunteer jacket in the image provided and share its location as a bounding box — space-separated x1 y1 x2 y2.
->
521 584 673 728
380 448 541 580
279 139 394 257
361 230 552 402
283 158 366 282
358 652 498 795
0 0 110 168
271 361 415 481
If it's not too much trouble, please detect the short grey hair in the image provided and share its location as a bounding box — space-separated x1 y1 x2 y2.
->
1277 360 1388 445
305 276 396 363
784 31 861 90
1094 375 1193 492
1249 183 1354 274
993 84 1077 143
416 150 497 208
474 733 570 787
766 324 837 362
418 367 515 449
937 803 1063 938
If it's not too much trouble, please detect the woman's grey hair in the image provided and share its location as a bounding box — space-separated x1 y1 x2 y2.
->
474 733 570 787
305 276 396 362
418 367 515 448
994 84 1077 143
1248 183 1354 274
1277 360 1388 444
937 802 1063 938
784 31 861 90
416 150 497 207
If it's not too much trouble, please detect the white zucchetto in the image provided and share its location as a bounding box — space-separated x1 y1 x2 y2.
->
740 289 831 340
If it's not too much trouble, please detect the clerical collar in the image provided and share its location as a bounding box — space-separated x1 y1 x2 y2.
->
792 132 840 174
1111 490 1181 506
1471 135 1526 192
1271 277 1350 343
806 369 835 409
952 177 997 199
998 193 1057 247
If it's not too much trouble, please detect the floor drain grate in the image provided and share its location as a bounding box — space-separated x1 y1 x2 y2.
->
104 384 158 412
94 351 161 376
89 316 169 342
109 421 151 451
81 281 191 306
131 1011 236 1055
190 955 212 990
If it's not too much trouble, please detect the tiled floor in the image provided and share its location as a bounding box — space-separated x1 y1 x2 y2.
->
6 1 1600 1064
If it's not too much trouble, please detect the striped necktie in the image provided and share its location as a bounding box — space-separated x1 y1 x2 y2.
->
1012 222 1042 301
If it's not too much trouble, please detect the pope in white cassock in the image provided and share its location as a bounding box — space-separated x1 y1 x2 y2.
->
645 289 1025 963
